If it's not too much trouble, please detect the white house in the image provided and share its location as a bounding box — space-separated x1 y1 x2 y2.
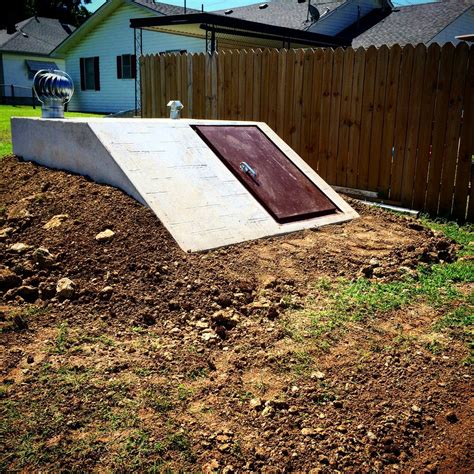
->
52 0 389 114
52 0 206 113
0 17 74 104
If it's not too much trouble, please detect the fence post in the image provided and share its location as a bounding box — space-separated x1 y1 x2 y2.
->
11 84 15 104
32 87 35 109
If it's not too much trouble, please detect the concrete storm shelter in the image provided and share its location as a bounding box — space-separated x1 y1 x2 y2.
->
11 117 358 251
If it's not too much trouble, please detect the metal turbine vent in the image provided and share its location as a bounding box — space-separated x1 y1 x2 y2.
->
33 69 74 119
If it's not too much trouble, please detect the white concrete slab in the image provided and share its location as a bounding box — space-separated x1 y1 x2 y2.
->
11 117 359 252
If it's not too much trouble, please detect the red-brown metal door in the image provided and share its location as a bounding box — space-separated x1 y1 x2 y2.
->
193 125 338 223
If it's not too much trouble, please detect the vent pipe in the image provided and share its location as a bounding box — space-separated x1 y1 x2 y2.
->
33 69 74 119
167 100 184 119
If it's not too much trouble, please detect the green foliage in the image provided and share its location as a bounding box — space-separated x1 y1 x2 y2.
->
0 1 91 30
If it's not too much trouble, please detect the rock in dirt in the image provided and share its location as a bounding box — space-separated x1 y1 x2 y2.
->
249 398 263 410
9 243 33 253
0 268 22 290
33 247 55 269
43 214 69 230
56 278 76 300
16 285 39 303
100 286 114 299
95 229 115 242
311 370 326 380
211 309 239 329
446 411 458 423
0 227 13 240
38 281 55 300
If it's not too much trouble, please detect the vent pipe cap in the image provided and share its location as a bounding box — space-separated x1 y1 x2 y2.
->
33 69 74 119
167 100 184 119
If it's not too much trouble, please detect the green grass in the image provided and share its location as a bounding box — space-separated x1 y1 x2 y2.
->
286 218 474 355
0 104 103 156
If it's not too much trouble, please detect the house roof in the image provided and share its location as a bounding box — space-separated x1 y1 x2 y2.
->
212 0 345 31
352 0 474 48
52 0 193 56
133 0 198 15
0 16 75 55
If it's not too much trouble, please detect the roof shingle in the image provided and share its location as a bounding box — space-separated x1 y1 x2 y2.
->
0 16 75 55
352 0 473 48
133 0 199 16
213 0 344 31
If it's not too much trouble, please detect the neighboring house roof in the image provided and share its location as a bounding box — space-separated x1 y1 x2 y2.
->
133 0 198 15
0 16 74 55
353 0 474 48
52 0 192 56
213 0 345 31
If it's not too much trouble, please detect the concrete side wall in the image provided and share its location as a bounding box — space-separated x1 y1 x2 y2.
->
429 7 474 45
11 117 143 203
2 53 65 97
65 3 206 113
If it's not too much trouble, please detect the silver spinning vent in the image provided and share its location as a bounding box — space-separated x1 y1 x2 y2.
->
33 69 74 119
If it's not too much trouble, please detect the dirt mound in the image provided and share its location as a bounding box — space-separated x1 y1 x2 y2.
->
1 155 471 472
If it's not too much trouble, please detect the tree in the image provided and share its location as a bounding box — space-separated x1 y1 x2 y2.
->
1 0 92 30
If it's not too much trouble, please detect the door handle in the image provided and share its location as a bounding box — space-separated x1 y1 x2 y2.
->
239 161 257 179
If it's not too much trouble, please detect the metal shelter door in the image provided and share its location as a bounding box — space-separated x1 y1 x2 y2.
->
193 125 338 224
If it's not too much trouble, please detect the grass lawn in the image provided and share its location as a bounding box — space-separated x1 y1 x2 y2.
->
0 104 103 157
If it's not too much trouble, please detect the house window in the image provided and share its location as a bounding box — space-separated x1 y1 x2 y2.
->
80 57 100 91
117 54 136 79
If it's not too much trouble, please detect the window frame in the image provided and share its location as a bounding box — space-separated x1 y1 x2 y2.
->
117 54 136 80
80 56 100 91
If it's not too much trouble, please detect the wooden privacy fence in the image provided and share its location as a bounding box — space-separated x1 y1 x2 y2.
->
140 43 474 221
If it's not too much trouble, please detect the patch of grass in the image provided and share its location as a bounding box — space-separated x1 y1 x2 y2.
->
434 305 474 331
186 367 208 380
0 104 103 157
299 217 473 354
177 384 193 401
143 389 174 413
51 323 69 354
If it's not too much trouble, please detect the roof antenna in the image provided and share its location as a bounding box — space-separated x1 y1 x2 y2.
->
308 1 321 23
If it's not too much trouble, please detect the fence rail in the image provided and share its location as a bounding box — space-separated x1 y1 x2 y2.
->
140 43 474 221
0 84 36 107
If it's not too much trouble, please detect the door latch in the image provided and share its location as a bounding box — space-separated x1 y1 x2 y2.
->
239 161 257 179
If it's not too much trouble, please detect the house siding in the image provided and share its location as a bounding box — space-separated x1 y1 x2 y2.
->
308 0 383 36
429 7 474 45
66 3 206 113
1 53 65 97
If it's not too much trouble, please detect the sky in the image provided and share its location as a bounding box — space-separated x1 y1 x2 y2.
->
85 0 438 14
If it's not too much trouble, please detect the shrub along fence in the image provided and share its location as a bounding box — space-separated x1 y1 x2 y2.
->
140 43 474 221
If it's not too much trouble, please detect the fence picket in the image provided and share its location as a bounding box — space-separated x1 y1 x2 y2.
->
318 48 334 180
399 44 426 207
438 43 469 216
391 45 415 202
425 43 456 214
357 45 377 190
326 47 344 184
346 47 366 188
453 46 474 220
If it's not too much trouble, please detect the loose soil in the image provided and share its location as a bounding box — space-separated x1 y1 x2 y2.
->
1 155 472 472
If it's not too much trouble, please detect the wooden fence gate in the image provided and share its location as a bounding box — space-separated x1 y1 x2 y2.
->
140 44 474 221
